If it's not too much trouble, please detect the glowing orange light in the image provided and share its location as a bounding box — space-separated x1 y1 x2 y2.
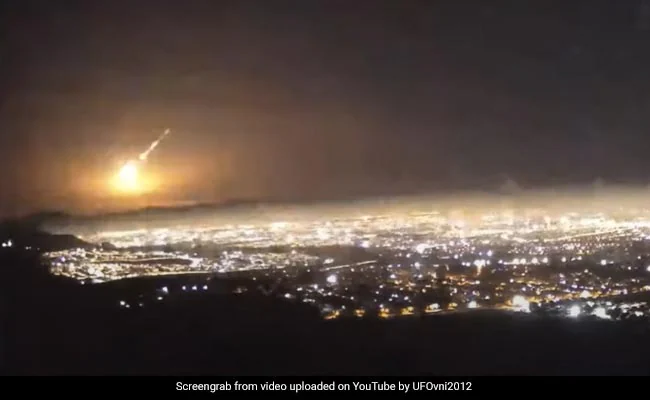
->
112 161 142 195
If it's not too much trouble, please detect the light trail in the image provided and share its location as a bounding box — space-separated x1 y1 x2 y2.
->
138 129 171 162
322 260 377 271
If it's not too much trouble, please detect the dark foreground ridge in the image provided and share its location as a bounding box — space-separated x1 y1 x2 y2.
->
2 242 650 376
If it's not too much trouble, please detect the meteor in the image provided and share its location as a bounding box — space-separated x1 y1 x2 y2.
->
112 128 172 194
138 128 171 162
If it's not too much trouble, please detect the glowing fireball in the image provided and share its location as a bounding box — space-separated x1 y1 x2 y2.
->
113 161 140 193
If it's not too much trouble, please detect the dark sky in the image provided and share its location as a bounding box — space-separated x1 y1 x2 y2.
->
2 0 650 216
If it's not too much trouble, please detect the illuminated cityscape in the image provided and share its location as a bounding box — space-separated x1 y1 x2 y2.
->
8 0 650 377
42 200 650 322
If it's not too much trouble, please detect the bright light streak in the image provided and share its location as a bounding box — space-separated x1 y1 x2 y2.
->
139 129 171 161
111 129 171 195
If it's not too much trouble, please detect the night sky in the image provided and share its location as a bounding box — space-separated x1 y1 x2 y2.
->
3 0 650 216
